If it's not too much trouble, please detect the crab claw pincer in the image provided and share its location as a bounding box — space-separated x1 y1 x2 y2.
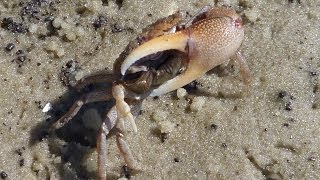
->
120 7 244 96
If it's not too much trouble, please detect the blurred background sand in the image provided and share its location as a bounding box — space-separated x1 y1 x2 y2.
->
0 0 319 179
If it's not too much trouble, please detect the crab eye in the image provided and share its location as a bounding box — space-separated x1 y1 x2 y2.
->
235 17 243 28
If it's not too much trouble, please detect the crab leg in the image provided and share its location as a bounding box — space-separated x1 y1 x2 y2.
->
97 124 108 180
116 131 139 169
184 5 212 27
98 100 142 179
51 88 112 130
97 106 117 180
232 51 251 85
116 100 142 169
73 72 114 91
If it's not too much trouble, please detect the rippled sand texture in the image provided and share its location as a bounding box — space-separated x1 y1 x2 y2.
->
0 0 319 179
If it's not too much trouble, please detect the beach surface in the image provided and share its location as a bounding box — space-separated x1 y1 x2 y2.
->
0 0 319 179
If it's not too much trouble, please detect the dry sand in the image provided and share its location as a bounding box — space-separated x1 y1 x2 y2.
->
0 0 319 179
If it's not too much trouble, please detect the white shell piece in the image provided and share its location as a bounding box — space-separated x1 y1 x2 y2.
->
42 103 52 113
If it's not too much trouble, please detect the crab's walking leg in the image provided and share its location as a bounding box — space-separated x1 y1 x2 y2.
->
232 51 251 85
51 88 112 130
112 84 137 132
116 100 142 169
97 100 142 179
184 5 212 27
73 73 114 90
116 131 139 169
97 106 117 180
97 125 108 180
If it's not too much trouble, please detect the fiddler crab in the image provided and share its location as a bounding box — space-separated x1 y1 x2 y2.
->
50 5 251 179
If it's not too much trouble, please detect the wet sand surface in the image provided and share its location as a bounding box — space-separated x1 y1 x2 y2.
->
0 0 319 179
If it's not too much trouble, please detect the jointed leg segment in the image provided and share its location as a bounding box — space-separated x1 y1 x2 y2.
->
112 84 138 133
232 51 251 85
51 89 112 130
97 106 117 180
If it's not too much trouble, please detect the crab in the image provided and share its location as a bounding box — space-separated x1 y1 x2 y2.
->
50 5 251 179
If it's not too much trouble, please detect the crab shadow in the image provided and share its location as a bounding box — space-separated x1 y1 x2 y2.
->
29 72 122 180
29 63 245 179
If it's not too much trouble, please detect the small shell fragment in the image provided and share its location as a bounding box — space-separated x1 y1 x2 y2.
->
42 103 52 113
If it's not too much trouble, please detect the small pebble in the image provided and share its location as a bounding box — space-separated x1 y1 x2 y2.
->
190 96 205 111
65 31 76 41
52 17 63 28
308 156 316 161
112 23 123 33
19 159 25 167
56 48 65 57
93 16 107 29
152 110 168 122
221 143 227 148
283 123 289 127
46 42 65 57
16 50 24 55
285 102 292 111
158 120 175 133
176 88 187 99
160 133 169 143
244 8 260 22
5 43 15 51
278 91 288 99
17 56 26 63
210 124 218 130
310 71 317 76
0 171 8 179
31 161 44 172
29 24 38 33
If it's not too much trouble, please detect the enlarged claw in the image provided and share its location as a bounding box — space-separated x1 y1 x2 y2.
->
120 7 245 97
112 84 138 132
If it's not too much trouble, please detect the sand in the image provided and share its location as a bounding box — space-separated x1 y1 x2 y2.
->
0 0 319 179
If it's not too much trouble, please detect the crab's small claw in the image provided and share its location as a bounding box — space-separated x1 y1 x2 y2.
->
112 84 138 132
121 31 189 75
